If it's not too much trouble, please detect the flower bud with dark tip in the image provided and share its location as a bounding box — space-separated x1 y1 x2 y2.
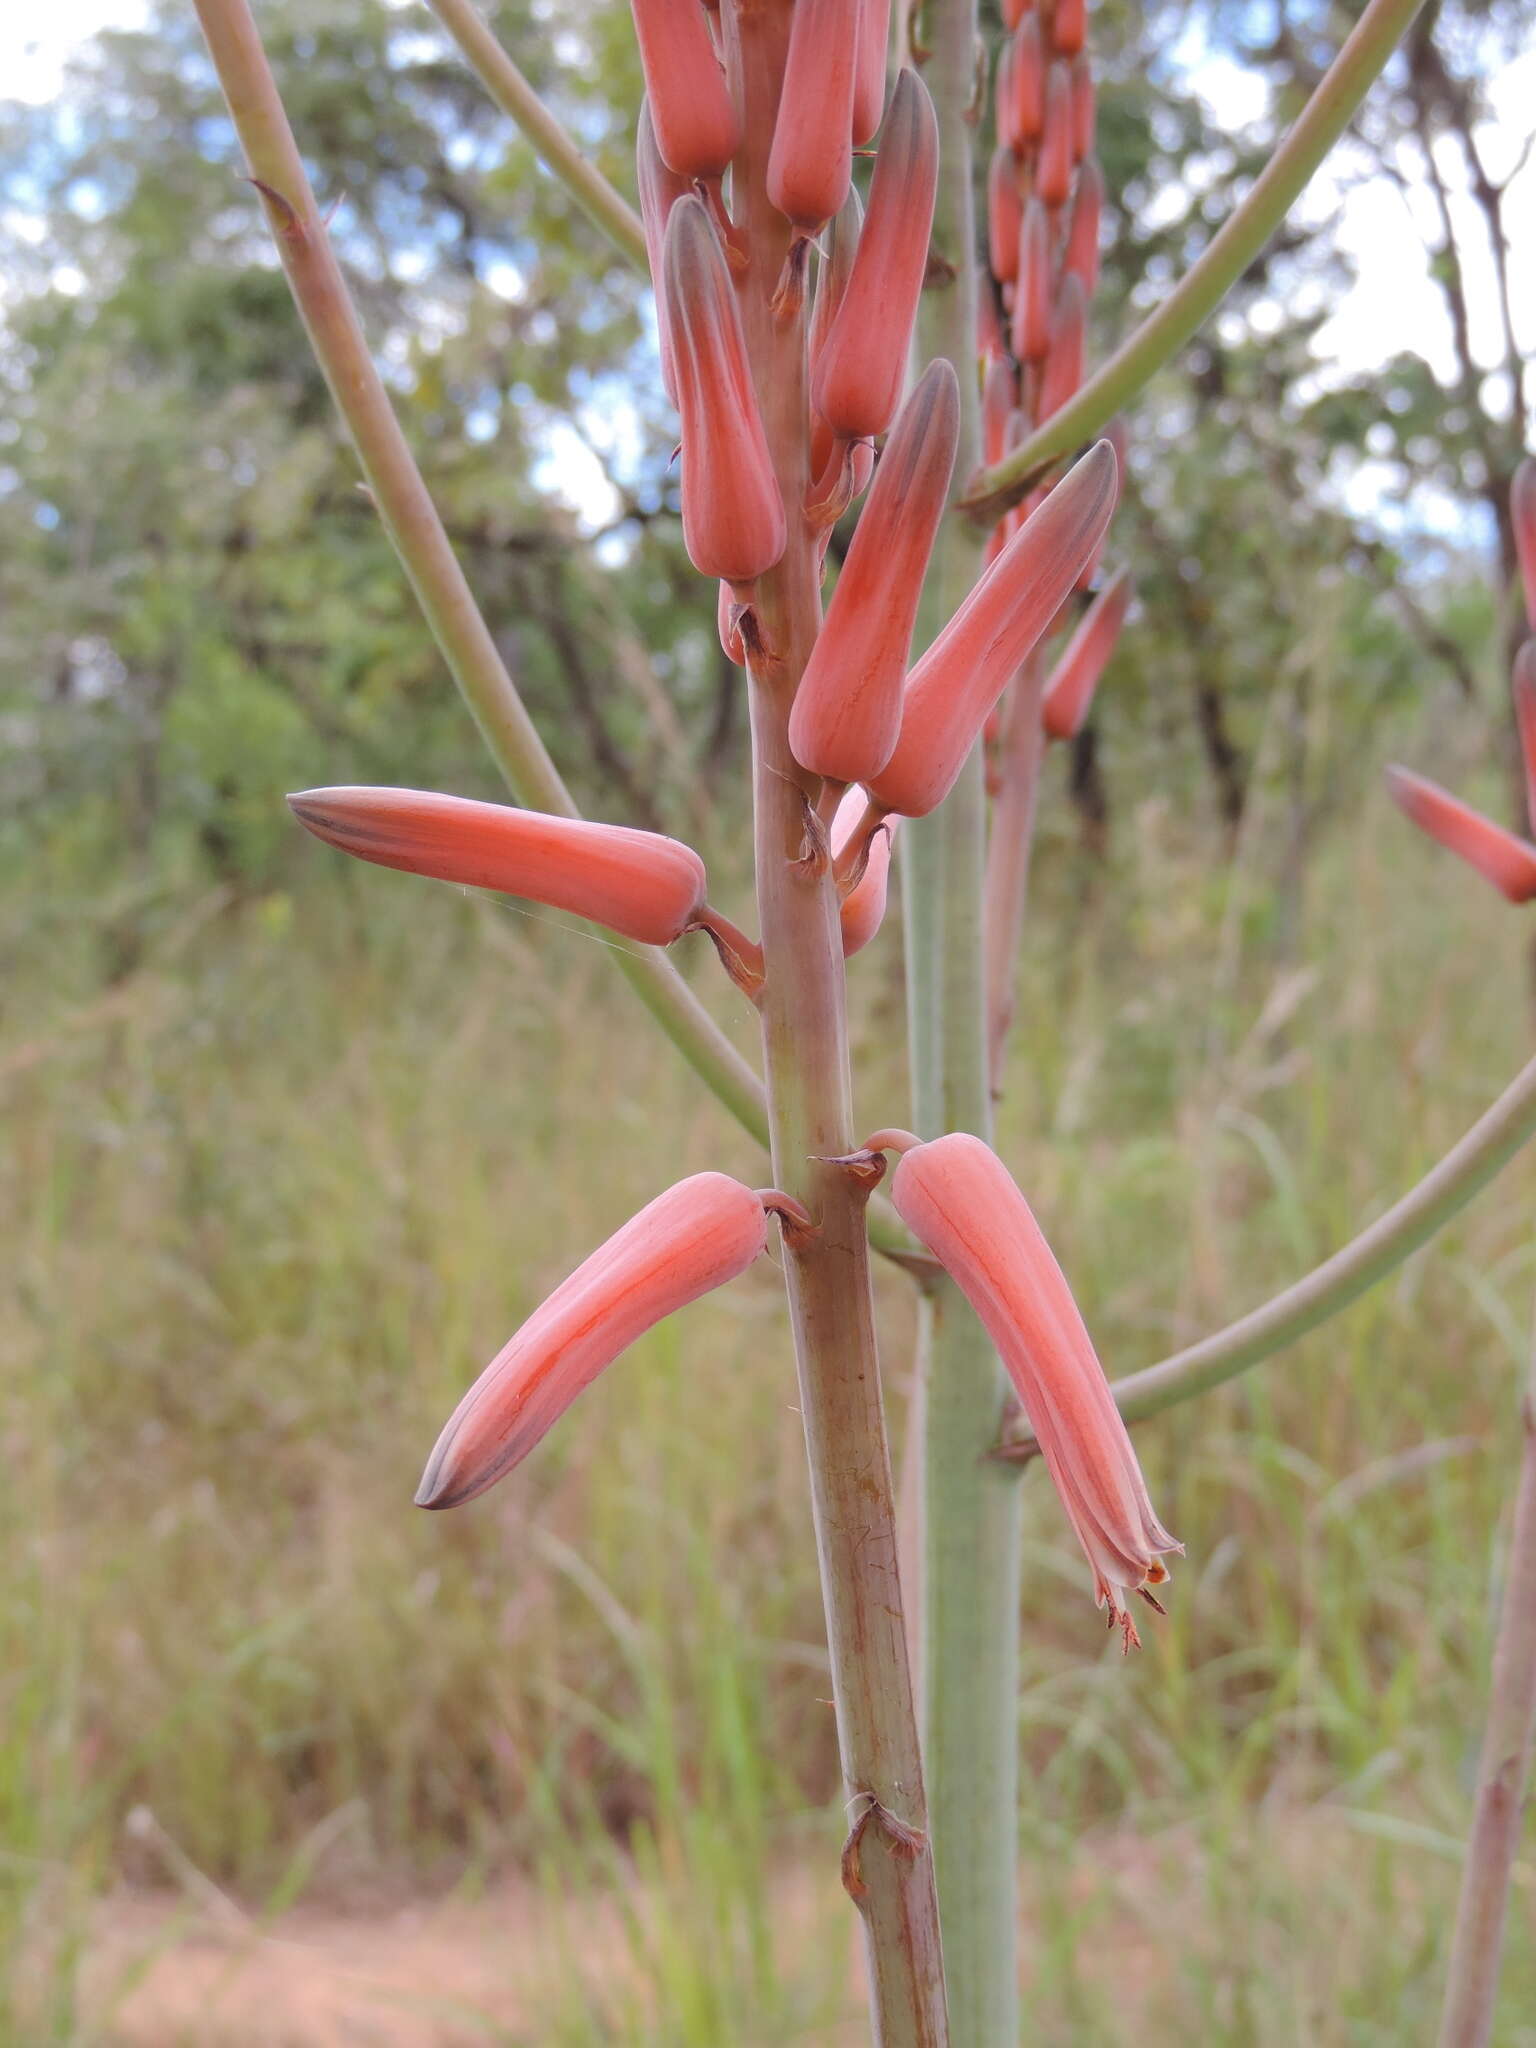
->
1385 765 1536 904
1008 15 1046 146
812 68 939 441
1042 567 1130 740
1052 0 1086 57
663 196 787 584
768 0 859 229
287 787 709 944
416 1175 770 1509
868 440 1118 817
1037 272 1087 421
1011 197 1052 363
884 1131 1180 1648
629 0 740 179
852 0 893 144
791 361 960 785
1037 60 1075 207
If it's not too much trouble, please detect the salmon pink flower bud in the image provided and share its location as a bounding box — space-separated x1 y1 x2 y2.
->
869 440 1117 816
1063 155 1103 296
885 1132 1179 1643
812 68 939 441
664 196 787 584
987 144 1022 284
287 787 710 943
417 1174 769 1509
1052 0 1086 57
1038 272 1087 421
629 0 739 179
1514 641 1536 835
1001 0 1030 26
1010 196 1052 363
1042 566 1130 740
832 788 898 956
852 0 893 143
1384 765 1536 904
1515 458 1536 630
791 361 960 785
1037 60 1075 207
768 0 858 228
1008 16 1046 146
982 355 1016 469
637 98 692 401
1071 52 1096 156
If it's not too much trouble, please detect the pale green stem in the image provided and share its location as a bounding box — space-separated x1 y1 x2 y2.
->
981 652 1048 1089
906 4 1026 2041
962 0 1430 522
192 0 766 1150
422 0 648 266
1437 1317 1536 2048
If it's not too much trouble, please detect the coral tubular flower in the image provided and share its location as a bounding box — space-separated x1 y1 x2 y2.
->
1384 765 1536 904
1515 458 1536 630
833 789 898 957
1008 16 1046 146
790 360 960 785
1036 60 1075 208
982 354 1016 470
636 98 692 401
1071 52 1096 156
663 196 787 584
1052 0 1086 58
628 0 739 179
1063 155 1103 297
1001 0 1029 26
768 0 859 228
417 1175 770 1509
1011 197 1052 363
885 1133 1179 1644
987 144 1022 284
1037 272 1087 422
869 440 1117 817
852 0 892 143
1515 642 1536 835
1042 566 1131 740
288 787 711 944
808 187 864 482
811 68 939 441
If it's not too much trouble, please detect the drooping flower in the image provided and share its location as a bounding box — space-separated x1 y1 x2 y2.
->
663 195 787 584
287 787 709 944
833 788 898 958
1011 197 1052 364
417 1175 771 1509
1384 764 1536 904
987 144 1022 285
767 0 859 229
1042 566 1131 741
628 0 739 180
811 68 939 441
1052 0 1086 59
1036 60 1075 208
868 440 1118 817
851 0 893 144
1006 15 1045 148
790 360 960 785
1070 52 1096 157
881 1131 1179 1646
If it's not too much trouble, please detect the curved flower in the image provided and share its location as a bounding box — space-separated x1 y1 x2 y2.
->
1385 764 1536 904
417 1175 770 1509
1037 272 1087 422
833 788 899 958
288 787 708 944
1042 566 1131 741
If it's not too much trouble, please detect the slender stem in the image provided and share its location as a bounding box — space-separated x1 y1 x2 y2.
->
726 9 946 2039
422 0 648 266
961 0 1430 521
906 5 1026 2041
1437 1323 1536 2048
982 654 1048 1088
192 0 767 1150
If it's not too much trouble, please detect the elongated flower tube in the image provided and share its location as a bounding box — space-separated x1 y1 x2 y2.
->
1515 457 1536 630
1042 566 1130 740
1038 272 1088 422
1037 60 1075 208
288 787 711 944
852 0 892 143
1011 196 1052 363
768 0 858 228
790 361 960 785
833 788 898 957
1385 765 1536 904
417 1175 770 1509
1001 0 1029 26
1052 0 1086 57
637 98 692 401
868 440 1117 817
881 1132 1179 1644
1071 51 1096 156
663 196 787 584
987 144 1022 284
811 68 939 441
1515 642 1536 835
1063 155 1103 297
628 0 739 179
1008 15 1046 146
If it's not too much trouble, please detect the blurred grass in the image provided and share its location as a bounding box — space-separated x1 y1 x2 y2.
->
5 761 1536 2043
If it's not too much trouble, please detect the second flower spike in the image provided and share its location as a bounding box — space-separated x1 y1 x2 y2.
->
287 787 709 945
882 1131 1180 1646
